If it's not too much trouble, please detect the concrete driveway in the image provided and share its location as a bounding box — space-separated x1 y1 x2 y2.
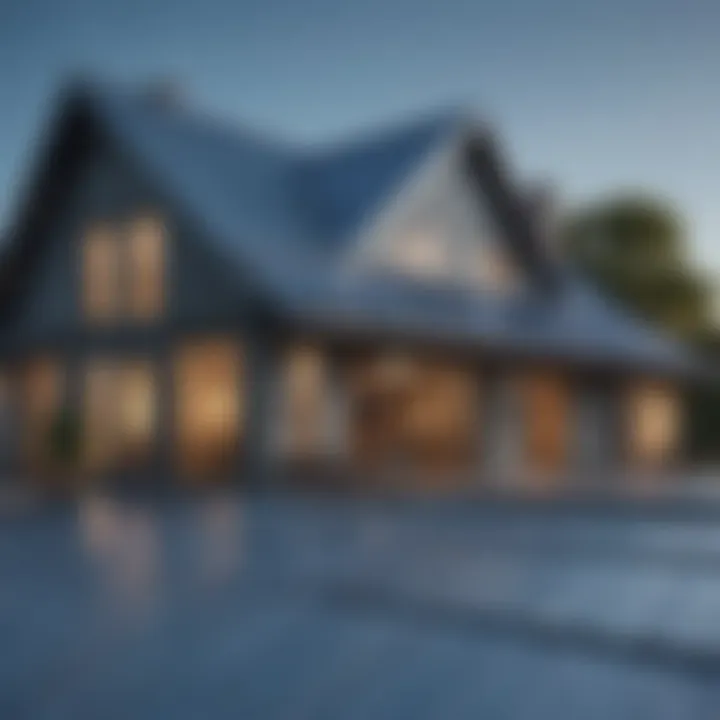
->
2 493 720 719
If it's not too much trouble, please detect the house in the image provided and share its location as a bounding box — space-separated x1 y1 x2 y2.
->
0 81 696 493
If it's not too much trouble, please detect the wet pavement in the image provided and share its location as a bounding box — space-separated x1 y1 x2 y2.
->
2 493 720 718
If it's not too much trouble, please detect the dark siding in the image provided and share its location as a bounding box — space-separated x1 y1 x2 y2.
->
5 137 250 352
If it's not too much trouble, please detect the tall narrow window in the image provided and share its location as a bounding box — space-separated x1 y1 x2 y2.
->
82 224 121 322
524 372 570 486
174 341 243 478
84 361 120 472
119 362 157 464
128 215 165 320
627 382 680 468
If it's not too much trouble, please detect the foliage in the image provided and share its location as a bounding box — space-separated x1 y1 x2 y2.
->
560 196 712 340
560 194 720 460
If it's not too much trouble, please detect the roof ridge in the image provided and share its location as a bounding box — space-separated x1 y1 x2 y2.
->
77 78 473 162
306 107 472 159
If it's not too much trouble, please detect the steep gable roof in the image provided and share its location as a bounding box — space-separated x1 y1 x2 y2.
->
297 111 466 247
0 81 700 377
85 85 466 308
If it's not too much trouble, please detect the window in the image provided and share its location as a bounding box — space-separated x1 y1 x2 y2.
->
627 383 680 466
120 363 157 450
523 372 570 485
174 341 243 477
397 232 448 277
366 227 519 292
83 360 158 472
128 215 165 320
474 244 517 292
82 224 121 322
81 214 166 324
84 361 119 471
349 357 478 476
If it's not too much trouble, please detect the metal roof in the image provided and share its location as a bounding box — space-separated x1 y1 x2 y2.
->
4 82 699 375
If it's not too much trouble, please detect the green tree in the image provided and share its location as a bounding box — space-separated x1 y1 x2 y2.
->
560 194 720 460
560 195 712 340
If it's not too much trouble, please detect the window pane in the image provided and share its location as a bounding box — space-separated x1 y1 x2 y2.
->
474 244 517 292
83 225 120 321
128 215 165 320
523 372 570 486
627 383 680 467
83 361 120 472
119 362 157 464
399 232 448 277
174 341 242 478
349 357 478 479
83 360 158 473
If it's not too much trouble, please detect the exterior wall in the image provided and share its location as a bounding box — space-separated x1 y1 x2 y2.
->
572 380 622 484
0 136 259 486
0 133 685 492
482 374 523 485
345 132 519 292
5 140 247 349
263 345 684 496
482 369 576 493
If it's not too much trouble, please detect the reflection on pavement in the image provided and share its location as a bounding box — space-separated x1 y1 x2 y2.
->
78 496 161 616
197 494 245 586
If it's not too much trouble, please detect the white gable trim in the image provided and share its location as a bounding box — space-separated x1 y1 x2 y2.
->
340 125 519 293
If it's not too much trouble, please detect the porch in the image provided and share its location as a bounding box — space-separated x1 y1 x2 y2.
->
2 337 682 493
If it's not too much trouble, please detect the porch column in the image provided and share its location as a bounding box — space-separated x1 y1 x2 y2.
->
153 350 175 487
323 357 350 465
243 335 281 488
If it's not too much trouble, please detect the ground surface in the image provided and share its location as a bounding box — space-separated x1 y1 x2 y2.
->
2 493 720 719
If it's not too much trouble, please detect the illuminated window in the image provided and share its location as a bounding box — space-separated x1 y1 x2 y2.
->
83 360 158 472
84 361 119 472
474 244 517 292
82 224 121 322
128 215 165 320
523 372 569 484
349 358 478 475
119 363 157 461
628 383 680 465
174 341 243 477
82 214 166 324
398 232 448 277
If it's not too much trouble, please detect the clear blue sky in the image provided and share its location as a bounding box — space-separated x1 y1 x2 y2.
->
1 0 718 275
